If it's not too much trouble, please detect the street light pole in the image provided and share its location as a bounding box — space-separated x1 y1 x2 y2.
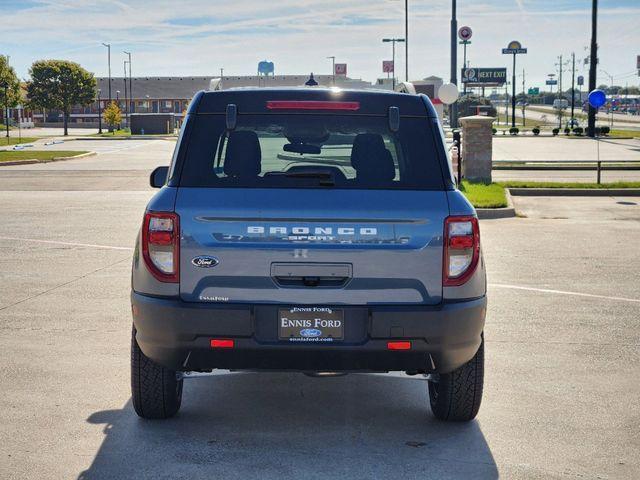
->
382 38 405 90
2 82 9 138
587 0 598 137
326 56 336 85
102 43 112 105
405 0 409 81
570 52 576 124
123 51 132 113
450 0 458 128
97 89 102 134
123 60 129 128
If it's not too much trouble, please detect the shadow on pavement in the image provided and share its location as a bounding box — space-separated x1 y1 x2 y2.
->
78 372 497 480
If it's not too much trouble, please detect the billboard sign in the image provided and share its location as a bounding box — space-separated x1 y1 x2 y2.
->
461 67 507 85
382 60 394 73
334 63 347 75
546 79 558 85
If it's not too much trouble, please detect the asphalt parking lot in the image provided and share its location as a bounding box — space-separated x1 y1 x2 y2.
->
0 140 639 479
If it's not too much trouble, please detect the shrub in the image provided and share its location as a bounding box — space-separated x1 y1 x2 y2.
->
573 127 584 136
532 127 540 136
552 128 559 136
492 128 497 135
509 127 519 135
600 126 610 135
564 127 571 135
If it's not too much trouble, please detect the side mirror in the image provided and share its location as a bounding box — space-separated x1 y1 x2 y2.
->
150 166 169 188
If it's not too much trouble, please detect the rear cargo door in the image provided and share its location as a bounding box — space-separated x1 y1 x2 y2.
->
176 188 447 305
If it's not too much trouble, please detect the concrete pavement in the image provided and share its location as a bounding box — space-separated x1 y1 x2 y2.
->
0 140 639 479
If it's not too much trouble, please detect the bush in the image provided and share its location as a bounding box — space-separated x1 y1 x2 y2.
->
552 128 559 136
532 127 540 136
573 127 584 136
509 127 519 135
600 126 610 135
492 128 497 135
564 127 571 135
456 94 498 118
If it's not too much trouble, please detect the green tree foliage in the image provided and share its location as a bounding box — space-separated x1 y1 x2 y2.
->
457 94 497 118
0 55 21 120
102 101 122 133
26 60 96 135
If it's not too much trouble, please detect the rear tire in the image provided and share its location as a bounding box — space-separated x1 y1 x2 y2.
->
428 336 484 422
131 326 183 419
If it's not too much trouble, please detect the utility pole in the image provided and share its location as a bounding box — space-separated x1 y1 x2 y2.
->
450 0 458 128
326 56 336 85
405 0 409 81
570 52 576 124
587 0 598 137
557 54 564 129
124 51 132 113
2 81 9 138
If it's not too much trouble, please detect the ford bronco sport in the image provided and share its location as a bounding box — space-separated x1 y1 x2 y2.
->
131 87 486 421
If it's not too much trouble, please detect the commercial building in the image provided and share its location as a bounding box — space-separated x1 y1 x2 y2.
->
29 74 445 128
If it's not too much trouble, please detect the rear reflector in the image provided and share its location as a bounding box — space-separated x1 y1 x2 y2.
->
210 339 234 349
266 100 360 111
387 341 411 351
148 231 173 245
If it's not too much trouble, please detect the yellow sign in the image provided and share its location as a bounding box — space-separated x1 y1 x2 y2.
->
507 41 522 50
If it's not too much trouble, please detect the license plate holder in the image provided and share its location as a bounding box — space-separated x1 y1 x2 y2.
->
278 307 344 342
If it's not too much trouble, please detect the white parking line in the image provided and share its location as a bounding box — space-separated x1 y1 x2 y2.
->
0 236 133 251
489 283 640 304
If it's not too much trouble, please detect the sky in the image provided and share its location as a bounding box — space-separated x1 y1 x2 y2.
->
1 0 639 90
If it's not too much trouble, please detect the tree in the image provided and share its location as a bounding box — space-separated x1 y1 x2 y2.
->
26 60 96 136
456 94 497 118
0 55 21 129
102 101 122 134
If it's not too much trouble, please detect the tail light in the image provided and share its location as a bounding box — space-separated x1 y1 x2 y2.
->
443 216 480 286
142 212 179 283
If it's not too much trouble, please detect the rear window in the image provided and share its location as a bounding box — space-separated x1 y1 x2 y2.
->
178 114 444 189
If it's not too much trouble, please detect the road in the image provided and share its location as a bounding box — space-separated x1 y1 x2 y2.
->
496 106 640 130
0 139 639 479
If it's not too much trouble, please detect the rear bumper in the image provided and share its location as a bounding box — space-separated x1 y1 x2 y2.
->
131 292 486 374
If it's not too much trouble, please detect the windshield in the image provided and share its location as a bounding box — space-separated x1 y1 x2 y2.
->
178 114 444 189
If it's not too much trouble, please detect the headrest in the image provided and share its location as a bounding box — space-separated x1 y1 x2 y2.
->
350 133 396 183
224 131 261 178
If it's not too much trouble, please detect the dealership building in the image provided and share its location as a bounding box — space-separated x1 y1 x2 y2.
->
27 74 445 128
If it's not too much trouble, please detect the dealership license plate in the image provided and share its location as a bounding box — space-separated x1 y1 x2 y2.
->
278 307 344 342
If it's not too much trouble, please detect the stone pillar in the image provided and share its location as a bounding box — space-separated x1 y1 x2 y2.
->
459 115 495 183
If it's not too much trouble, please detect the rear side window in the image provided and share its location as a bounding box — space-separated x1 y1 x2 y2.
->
179 114 444 189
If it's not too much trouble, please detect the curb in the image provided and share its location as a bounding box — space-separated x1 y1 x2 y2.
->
476 189 517 219
0 151 96 167
508 188 640 196
73 136 177 141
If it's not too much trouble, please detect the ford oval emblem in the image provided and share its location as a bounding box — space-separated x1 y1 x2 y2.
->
191 256 219 268
300 328 322 338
